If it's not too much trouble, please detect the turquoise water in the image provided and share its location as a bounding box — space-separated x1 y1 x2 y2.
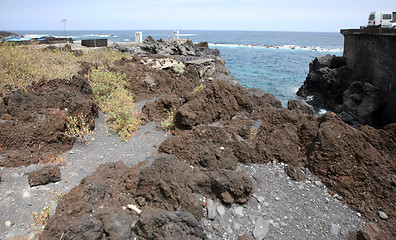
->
13 30 344 106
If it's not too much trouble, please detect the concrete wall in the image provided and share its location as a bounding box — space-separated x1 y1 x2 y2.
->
341 28 396 125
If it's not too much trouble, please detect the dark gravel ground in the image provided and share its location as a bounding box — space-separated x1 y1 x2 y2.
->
0 110 169 240
199 163 366 240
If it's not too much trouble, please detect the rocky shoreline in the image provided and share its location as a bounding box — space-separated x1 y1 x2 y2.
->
298 28 396 129
0 38 394 239
297 54 386 128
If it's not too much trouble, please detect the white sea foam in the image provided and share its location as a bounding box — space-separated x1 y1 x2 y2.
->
23 34 50 38
179 33 196 36
318 109 328 115
23 34 78 39
83 34 118 38
306 96 314 101
124 38 130 41
209 43 343 52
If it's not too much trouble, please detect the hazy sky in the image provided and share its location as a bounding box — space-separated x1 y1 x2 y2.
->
1 0 395 32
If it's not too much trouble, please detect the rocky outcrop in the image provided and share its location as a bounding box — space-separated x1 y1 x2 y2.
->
297 54 353 109
40 154 253 239
297 54 388 128
40 37 395 238
0 31 17 38
111 36 238 86
0 76 98 167
298 28 396 128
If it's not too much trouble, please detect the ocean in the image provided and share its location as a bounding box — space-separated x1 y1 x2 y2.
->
12 30 344 108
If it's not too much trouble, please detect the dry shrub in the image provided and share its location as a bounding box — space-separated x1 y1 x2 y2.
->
88 66 141 142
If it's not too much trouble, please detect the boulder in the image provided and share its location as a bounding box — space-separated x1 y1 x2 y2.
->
137 209 206 240
208 169 253 205
339 81 385 127
284 165 306 182
348 223 390 240
297 54 353 109
28 166 61 187
238 233 255 240
287 100 315 116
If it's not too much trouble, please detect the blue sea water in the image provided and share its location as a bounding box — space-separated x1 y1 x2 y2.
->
12 30 344 107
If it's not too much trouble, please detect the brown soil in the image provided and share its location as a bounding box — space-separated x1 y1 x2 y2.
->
0 76 98 167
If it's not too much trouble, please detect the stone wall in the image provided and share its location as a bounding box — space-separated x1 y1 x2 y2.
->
341 28 396 125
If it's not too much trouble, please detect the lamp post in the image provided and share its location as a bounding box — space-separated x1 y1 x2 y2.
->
61 19 67 38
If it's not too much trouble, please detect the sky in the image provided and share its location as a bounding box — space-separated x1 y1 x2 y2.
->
1 0 395 32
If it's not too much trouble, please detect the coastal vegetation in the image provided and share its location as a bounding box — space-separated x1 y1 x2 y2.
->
66 114 93 143
0 43 140 141
192 84 206 94
87 66 140 142
161 107 176 132
31 189 65 235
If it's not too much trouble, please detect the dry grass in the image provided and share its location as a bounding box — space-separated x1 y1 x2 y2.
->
0 43 130 96
0 43 79 95
0 43 140 141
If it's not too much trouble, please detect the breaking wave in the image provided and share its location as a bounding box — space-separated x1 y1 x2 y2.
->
209 43 343 52
83 34 118 38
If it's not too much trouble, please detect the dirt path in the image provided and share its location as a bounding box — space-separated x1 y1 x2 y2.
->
0 108 168 239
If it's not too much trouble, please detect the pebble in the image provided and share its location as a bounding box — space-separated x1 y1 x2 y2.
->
253 218 270 240
233 222 242 230
333 194 343 201
22 191 31 198
314 180 323 187
5 221 11 228
6 190 14 195
232 206 244 218
217 205 226 217
206 199 216 220
272 222 280 228
331 223 340 236
378 211 388 220
256 196 265 203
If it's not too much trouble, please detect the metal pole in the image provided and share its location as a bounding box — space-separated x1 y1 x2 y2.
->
61 19 67 39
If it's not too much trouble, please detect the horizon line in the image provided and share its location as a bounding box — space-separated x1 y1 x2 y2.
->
4 29 343 34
